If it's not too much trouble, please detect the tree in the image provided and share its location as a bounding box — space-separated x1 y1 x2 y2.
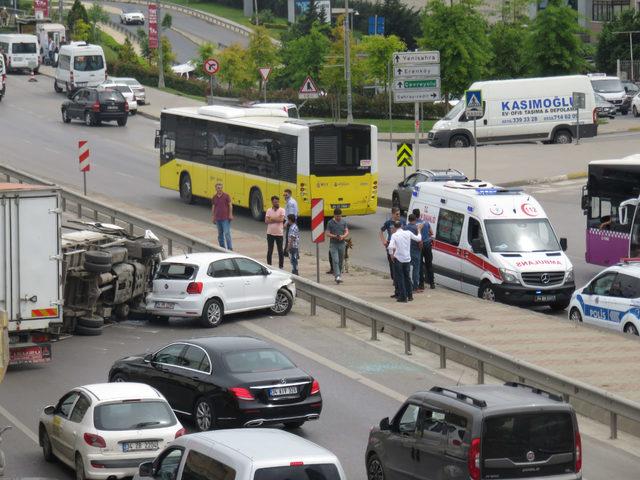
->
218 43 254 90
489 21 529 78
71 19 90 42
296 0 325 36
148 37 176 73
277 24 330 89
162 13 173 30
136 28 151 61
118 38 137 64
525 0 589 76
87 3 109 43
596 10 640 74
248 26 278 81
192 41 217 76
499 0 530 23
360 34 405 88
66 0 89 34
419 0 492 98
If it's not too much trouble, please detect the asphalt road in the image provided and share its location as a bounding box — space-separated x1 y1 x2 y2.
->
2 306 640 479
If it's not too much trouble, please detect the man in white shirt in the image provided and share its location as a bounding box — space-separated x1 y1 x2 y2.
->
388 220 423 302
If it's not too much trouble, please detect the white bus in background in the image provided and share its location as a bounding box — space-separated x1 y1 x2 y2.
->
0 34 40 73
428 75 597 148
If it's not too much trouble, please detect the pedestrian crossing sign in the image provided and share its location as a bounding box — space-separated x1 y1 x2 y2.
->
396 143 413 167
465 90 483 118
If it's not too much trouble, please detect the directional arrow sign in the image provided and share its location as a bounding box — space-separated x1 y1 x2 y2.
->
396 143 413 167
393 78 440 90
393 51 440 65
394 65 440 78
394 90 441 103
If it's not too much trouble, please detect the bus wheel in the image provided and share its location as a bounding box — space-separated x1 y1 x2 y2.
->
250 189 264 221
180 173 194 204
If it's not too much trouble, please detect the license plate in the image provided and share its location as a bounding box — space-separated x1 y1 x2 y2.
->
269 386 298 396
107 105 118 111
155 301 174 309
534 295 556 302
122 441 159 452
330 203 350 209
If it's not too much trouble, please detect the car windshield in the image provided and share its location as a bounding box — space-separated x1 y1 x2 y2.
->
224 348 296 373
443 100 464 120
94 400 176 431
484 218 560 253
12 42 36 54
254 464 341 480
155 263 198 280
591 78 623 93
74 55 104 72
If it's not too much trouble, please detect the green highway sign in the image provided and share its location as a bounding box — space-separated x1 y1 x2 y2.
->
393 77 440 91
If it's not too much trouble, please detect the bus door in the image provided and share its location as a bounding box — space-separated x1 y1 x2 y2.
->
207 124 226 199
624 198 640 257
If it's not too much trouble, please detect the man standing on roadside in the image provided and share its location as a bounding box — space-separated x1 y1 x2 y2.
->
379 208 405 280
283 188 298 254
327 208 349 284
416 208 436 289
265 195 286 269
404 213 423 294
211 183 233 250
388 220 423 302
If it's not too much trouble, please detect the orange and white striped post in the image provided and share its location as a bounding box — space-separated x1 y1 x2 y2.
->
79 140 90 195
311 198 325 286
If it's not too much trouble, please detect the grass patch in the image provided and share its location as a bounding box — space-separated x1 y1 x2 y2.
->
309 117 436 133
161 86 206 102
165 0 287 39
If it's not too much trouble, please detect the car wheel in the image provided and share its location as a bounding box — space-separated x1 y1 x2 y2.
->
193 398 215 431
549 300 570 312
283 421 305 429
553 130 572 144
478 282 496 302
84 111 94 127
624 323 639 336
54 81 62 93
367 453 385 480
569 307 583 323
78 316 104 329
180 173 194 204
130 109 137 116
270 288 293 316
41 428 54 462
449 134 470 148
74 324 103 336
633 106 639 117
75 454 86 480
250 188 264 221
621 109 629 115
110 372 128 382
117 116 127 127
200 298 223 328
61 108 71 123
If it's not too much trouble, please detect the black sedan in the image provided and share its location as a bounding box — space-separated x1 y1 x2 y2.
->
108 336 322 432
61 87 128 126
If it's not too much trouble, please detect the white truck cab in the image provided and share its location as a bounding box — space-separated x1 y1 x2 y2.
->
409 180 575 310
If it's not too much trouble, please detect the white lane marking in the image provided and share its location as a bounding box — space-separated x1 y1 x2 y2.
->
240 321 407 403
115 171 136 179
0 402 39 444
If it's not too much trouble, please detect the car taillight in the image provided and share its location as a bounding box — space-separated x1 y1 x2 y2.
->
575 430 582 472
290 461 304 466
229 387 255 401
124 102 129 112
84 433 106 448
175 427 186 438
186 282 203 294
593 108 597 124
310 379 320 395
92 101 100 112
468 437 480 480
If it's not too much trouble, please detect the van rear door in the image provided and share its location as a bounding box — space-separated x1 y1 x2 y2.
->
482 411 578 479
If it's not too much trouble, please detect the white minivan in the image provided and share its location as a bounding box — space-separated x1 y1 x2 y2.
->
135 429 347 480
409 180 575 310
428 75 597 147
54 42 106 94
0 34 40 73
589 73 628 114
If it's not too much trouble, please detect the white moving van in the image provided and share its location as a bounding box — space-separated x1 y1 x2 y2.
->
54 42 106 94
0 34 40 73
428 75 597 148
409 180 575 310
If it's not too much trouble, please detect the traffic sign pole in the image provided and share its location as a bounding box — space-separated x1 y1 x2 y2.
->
473 118 477 179
414 102 420 170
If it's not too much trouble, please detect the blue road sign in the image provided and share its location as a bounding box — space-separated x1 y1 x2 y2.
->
465 90 483 118
368 16 385 35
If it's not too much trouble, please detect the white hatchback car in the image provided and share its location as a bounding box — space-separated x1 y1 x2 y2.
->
99 83 138 114
146 252 296 327
568 260 640 335
38 383 185 480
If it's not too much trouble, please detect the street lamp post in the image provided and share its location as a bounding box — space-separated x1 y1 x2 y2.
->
344 0 353 123
614 31 639 82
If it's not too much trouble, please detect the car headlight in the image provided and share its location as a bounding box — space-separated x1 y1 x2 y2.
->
499 268 520 284
565 268 574 282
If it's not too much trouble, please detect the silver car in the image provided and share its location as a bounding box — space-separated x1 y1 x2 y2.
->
108 76 146 105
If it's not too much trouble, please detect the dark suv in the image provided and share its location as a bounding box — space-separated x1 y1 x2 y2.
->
61 87 128 126
392 169 467 215
366 382 582 480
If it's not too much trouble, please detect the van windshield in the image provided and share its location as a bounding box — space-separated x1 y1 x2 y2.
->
12 42 36 54
591 78 623 93
443 101 464 120
254 464 341 480
74 55 104 71
484 219 560 253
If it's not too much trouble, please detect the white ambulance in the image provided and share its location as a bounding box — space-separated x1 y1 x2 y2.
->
409 180 575 310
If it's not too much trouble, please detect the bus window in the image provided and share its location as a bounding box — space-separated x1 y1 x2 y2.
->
310 125 371 175
175 116 195 161
630 206 640 257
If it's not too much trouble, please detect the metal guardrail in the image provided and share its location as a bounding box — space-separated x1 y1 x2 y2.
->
2 162 640 440
104 20 139 44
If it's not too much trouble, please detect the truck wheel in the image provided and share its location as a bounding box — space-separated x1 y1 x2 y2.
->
74 324 103 336
553 130 572 144
115 303 130 320
78 316 104 328
85 250 112 265
250 189 264 221
84 261 111 273
449 135 470 148
140 241 163 257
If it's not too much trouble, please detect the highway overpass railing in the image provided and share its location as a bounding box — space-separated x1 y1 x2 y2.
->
1 162 639 440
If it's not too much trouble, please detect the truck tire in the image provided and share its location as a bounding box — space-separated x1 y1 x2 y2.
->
85 250 112 265
78 316 104 328
114 303 130 320
84 261 111 273
75 324 103 336
140 241 163 257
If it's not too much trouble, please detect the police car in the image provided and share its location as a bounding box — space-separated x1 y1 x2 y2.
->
568 259 640 335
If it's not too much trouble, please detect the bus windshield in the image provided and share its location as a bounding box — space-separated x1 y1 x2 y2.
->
310 124 371 176
485 219 560 253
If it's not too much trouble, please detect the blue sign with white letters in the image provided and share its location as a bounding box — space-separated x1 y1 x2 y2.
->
368 16 385 35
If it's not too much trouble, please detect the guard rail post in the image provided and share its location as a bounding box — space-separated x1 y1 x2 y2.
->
310 297 316 316
339 306 346 328
611 413 618 439
439 345 446 369
477 360 485 384
404 332 411 355
371 319 378 341
167 238 173 256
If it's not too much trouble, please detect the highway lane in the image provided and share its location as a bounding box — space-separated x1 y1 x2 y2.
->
2 307 640 479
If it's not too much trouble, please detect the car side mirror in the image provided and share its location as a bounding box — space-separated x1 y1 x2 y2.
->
143 353 154 364
44 405 55 415
471 238 487 256
138 461 154 478
580 194 589 211
379 417 391 431
560 237 568 251
263 268 271 275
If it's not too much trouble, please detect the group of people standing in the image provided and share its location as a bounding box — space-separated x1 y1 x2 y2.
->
380 207 435 303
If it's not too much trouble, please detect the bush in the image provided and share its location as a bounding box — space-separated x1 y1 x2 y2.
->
251 9 276 24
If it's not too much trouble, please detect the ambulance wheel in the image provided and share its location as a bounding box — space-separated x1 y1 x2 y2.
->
478 281 496 302
449 135 470 148
115 303 130 320
553 130 572 144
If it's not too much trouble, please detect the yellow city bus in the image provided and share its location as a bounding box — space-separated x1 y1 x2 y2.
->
155 105 378 219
